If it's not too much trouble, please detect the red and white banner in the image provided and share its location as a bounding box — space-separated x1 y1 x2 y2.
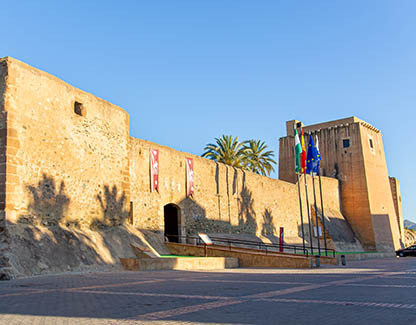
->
186 157 194 197
150 149 159 192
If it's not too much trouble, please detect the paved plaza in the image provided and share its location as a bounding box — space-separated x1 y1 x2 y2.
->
1 258 416 324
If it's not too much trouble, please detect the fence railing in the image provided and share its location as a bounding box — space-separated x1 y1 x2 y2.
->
165 234 336 258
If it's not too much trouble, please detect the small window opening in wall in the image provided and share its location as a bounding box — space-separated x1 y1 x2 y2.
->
74 101 85 117
369 138 374 149
343 139 350 148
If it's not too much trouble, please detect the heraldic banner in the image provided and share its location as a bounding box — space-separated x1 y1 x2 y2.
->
150 148 159 192
186 157 194 196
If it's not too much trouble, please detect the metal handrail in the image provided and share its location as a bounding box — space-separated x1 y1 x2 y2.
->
164 234 336 258
209 236 308 256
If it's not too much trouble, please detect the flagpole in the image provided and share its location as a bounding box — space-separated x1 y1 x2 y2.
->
311 172 321 256
303 173 314 255
297 173 306 254
318 170 328 256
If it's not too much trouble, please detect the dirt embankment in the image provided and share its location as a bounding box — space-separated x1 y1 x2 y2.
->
2 223 162 279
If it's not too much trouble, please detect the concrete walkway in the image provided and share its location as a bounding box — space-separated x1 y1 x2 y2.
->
1 258 416 324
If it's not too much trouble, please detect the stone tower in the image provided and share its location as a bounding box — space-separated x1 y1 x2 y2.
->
279 117 404 251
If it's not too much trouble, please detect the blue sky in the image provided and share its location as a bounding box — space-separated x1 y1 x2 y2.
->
2 1 415 222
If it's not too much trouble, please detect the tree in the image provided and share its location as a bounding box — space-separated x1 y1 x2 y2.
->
202 135 248 168
202 136 276 176
243 139 276 176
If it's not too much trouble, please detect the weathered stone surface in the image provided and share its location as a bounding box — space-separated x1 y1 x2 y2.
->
0 57 390 277
129 138 345 251
6 223 153 277
280 118 403 251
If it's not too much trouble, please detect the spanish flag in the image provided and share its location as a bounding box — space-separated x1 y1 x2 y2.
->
300 129 307 174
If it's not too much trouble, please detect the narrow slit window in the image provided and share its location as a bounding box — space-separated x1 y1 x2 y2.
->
369 138 374 149
74 101 85 117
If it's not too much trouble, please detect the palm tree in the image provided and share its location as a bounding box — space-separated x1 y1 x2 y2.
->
243 139 276 176
202 135 248 168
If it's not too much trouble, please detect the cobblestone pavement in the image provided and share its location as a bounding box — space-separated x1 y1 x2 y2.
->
1 258 416 324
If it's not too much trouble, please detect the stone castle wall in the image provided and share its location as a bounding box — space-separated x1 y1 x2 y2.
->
0 59 9 276
2 57 131 229
359 124 401 251
389 177 404 245
130 137 344 246
1 58 347 241
279 118 403 251
0 57 371 276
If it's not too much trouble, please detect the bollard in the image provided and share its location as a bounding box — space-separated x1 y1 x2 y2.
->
316 255 320 268
309 257 314 269
341 254 346 266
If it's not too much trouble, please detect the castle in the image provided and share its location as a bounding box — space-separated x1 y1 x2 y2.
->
0 57 404 277
279 119 404 251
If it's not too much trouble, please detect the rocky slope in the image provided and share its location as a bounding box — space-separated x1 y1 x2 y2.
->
404 219 416 230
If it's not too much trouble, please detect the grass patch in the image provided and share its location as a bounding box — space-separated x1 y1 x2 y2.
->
335 251 378 255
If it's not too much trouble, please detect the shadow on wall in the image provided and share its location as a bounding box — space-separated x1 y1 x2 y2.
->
372 214 395 251
322 210 356 244
238 172 257 232
183 171 285 245
297 222 317 252
179 197 206 220
261 208 278 242
92 185 128 229
21 174 70 226
10 173 141 277
296 207 363 252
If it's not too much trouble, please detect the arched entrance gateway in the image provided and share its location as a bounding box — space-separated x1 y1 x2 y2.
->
164 203 181 243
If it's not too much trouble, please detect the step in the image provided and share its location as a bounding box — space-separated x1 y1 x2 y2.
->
120 257 239 271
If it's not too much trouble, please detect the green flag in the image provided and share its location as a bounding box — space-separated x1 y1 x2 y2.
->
294 125 302 173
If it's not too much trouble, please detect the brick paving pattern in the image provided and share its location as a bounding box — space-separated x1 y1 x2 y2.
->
1 258 416 324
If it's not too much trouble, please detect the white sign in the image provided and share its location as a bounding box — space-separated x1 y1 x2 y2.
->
313 226 322 238
198 233 213 245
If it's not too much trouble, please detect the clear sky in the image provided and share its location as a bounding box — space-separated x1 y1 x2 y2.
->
2 1 415 222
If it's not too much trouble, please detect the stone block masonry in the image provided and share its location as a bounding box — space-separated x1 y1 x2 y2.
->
0 57 132 277
0 56 397 277
129 137 344 251
279 118 403 251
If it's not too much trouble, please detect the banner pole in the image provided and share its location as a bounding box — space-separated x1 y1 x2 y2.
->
318 172 328 256
311 172 321 256
303 173 314 255
297 173 306 254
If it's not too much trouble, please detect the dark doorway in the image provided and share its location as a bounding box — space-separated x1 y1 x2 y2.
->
164 204 180 243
